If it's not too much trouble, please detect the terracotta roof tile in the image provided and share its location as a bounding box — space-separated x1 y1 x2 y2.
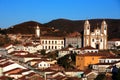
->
109 38 120 41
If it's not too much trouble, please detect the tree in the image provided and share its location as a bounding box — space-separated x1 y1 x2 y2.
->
94 74 105 80
40 49 46 55
112 65 119 80
116 68 120 80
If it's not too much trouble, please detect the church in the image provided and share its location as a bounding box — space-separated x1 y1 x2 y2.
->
83 20 107 50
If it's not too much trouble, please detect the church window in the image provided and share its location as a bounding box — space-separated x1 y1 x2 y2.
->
101 39 102 42
87 26 89 29
92 39 94 42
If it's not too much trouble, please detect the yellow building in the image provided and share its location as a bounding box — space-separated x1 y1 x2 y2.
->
76 53 107 70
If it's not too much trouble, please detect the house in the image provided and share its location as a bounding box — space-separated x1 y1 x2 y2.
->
64 69 83 78
11 52 41 62
37 61 50 69
58 46 74 58
65 32 82 48
14 43 42 53
46 71 66 80
80 46 99 53
26 58 57 67
76 52 112 70
3 44 14 53
18 72 44 80
108 38 120 49
82 70 98 80
93 57 120 72
0 61 26 72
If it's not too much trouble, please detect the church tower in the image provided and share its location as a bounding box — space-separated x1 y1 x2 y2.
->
84 20 90 47
101 20 107 49
36 25 40 38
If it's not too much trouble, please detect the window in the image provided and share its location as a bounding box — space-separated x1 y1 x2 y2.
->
92 39 94 42
49 41 50 44
55 46 57 49
49 46 50 49
45 41 47 44
101 39 102 42
81 58 83 60
61 41 63 44
42 41 44 44
52 46 54 49
52 41 54 44
104 26 106 30
39 64 42 66
61 46 63 49
48 64 50 66
55 41 57 44
45 46 47 49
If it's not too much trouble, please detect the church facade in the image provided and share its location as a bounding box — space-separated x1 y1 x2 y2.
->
83 20 107 50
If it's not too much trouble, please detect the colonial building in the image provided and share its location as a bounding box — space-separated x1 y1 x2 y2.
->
84 20 108 50
41 36 64 51
65 32 81 48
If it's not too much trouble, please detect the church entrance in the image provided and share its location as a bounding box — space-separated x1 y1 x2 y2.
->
96 44 99 49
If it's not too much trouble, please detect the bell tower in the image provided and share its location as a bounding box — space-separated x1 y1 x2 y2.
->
101 20 107 35
84 20 90 47
36 25 40 38
101 20 108 49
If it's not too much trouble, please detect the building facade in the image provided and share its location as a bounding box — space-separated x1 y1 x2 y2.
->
84 20 108 50
108 38 120 49
76 53 106 70
65 36 81 48
41 37 64 51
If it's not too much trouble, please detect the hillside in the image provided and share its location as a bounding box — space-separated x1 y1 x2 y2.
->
44 19 120 39
0 19 120 39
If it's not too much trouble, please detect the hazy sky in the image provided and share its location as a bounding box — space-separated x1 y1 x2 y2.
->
0 0 120 28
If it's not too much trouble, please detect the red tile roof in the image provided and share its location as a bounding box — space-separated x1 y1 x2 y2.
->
109 38 120 41
81 46 97 50
0 62 14 67
3 68 23 74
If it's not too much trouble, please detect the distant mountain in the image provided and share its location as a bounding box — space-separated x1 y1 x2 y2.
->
44 19 120 39
0 19 120 39
3 21 44 34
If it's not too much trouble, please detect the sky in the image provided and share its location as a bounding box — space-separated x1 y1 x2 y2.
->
0 0 120 28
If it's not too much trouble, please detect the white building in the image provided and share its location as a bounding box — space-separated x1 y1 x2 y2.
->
84 20 107 50
14 43 42 53
93 57 120 72
65 32 82 48
4 44 14 53
108 38 120 49
41 36 64 51
38 61 50 69
58 46 74 58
